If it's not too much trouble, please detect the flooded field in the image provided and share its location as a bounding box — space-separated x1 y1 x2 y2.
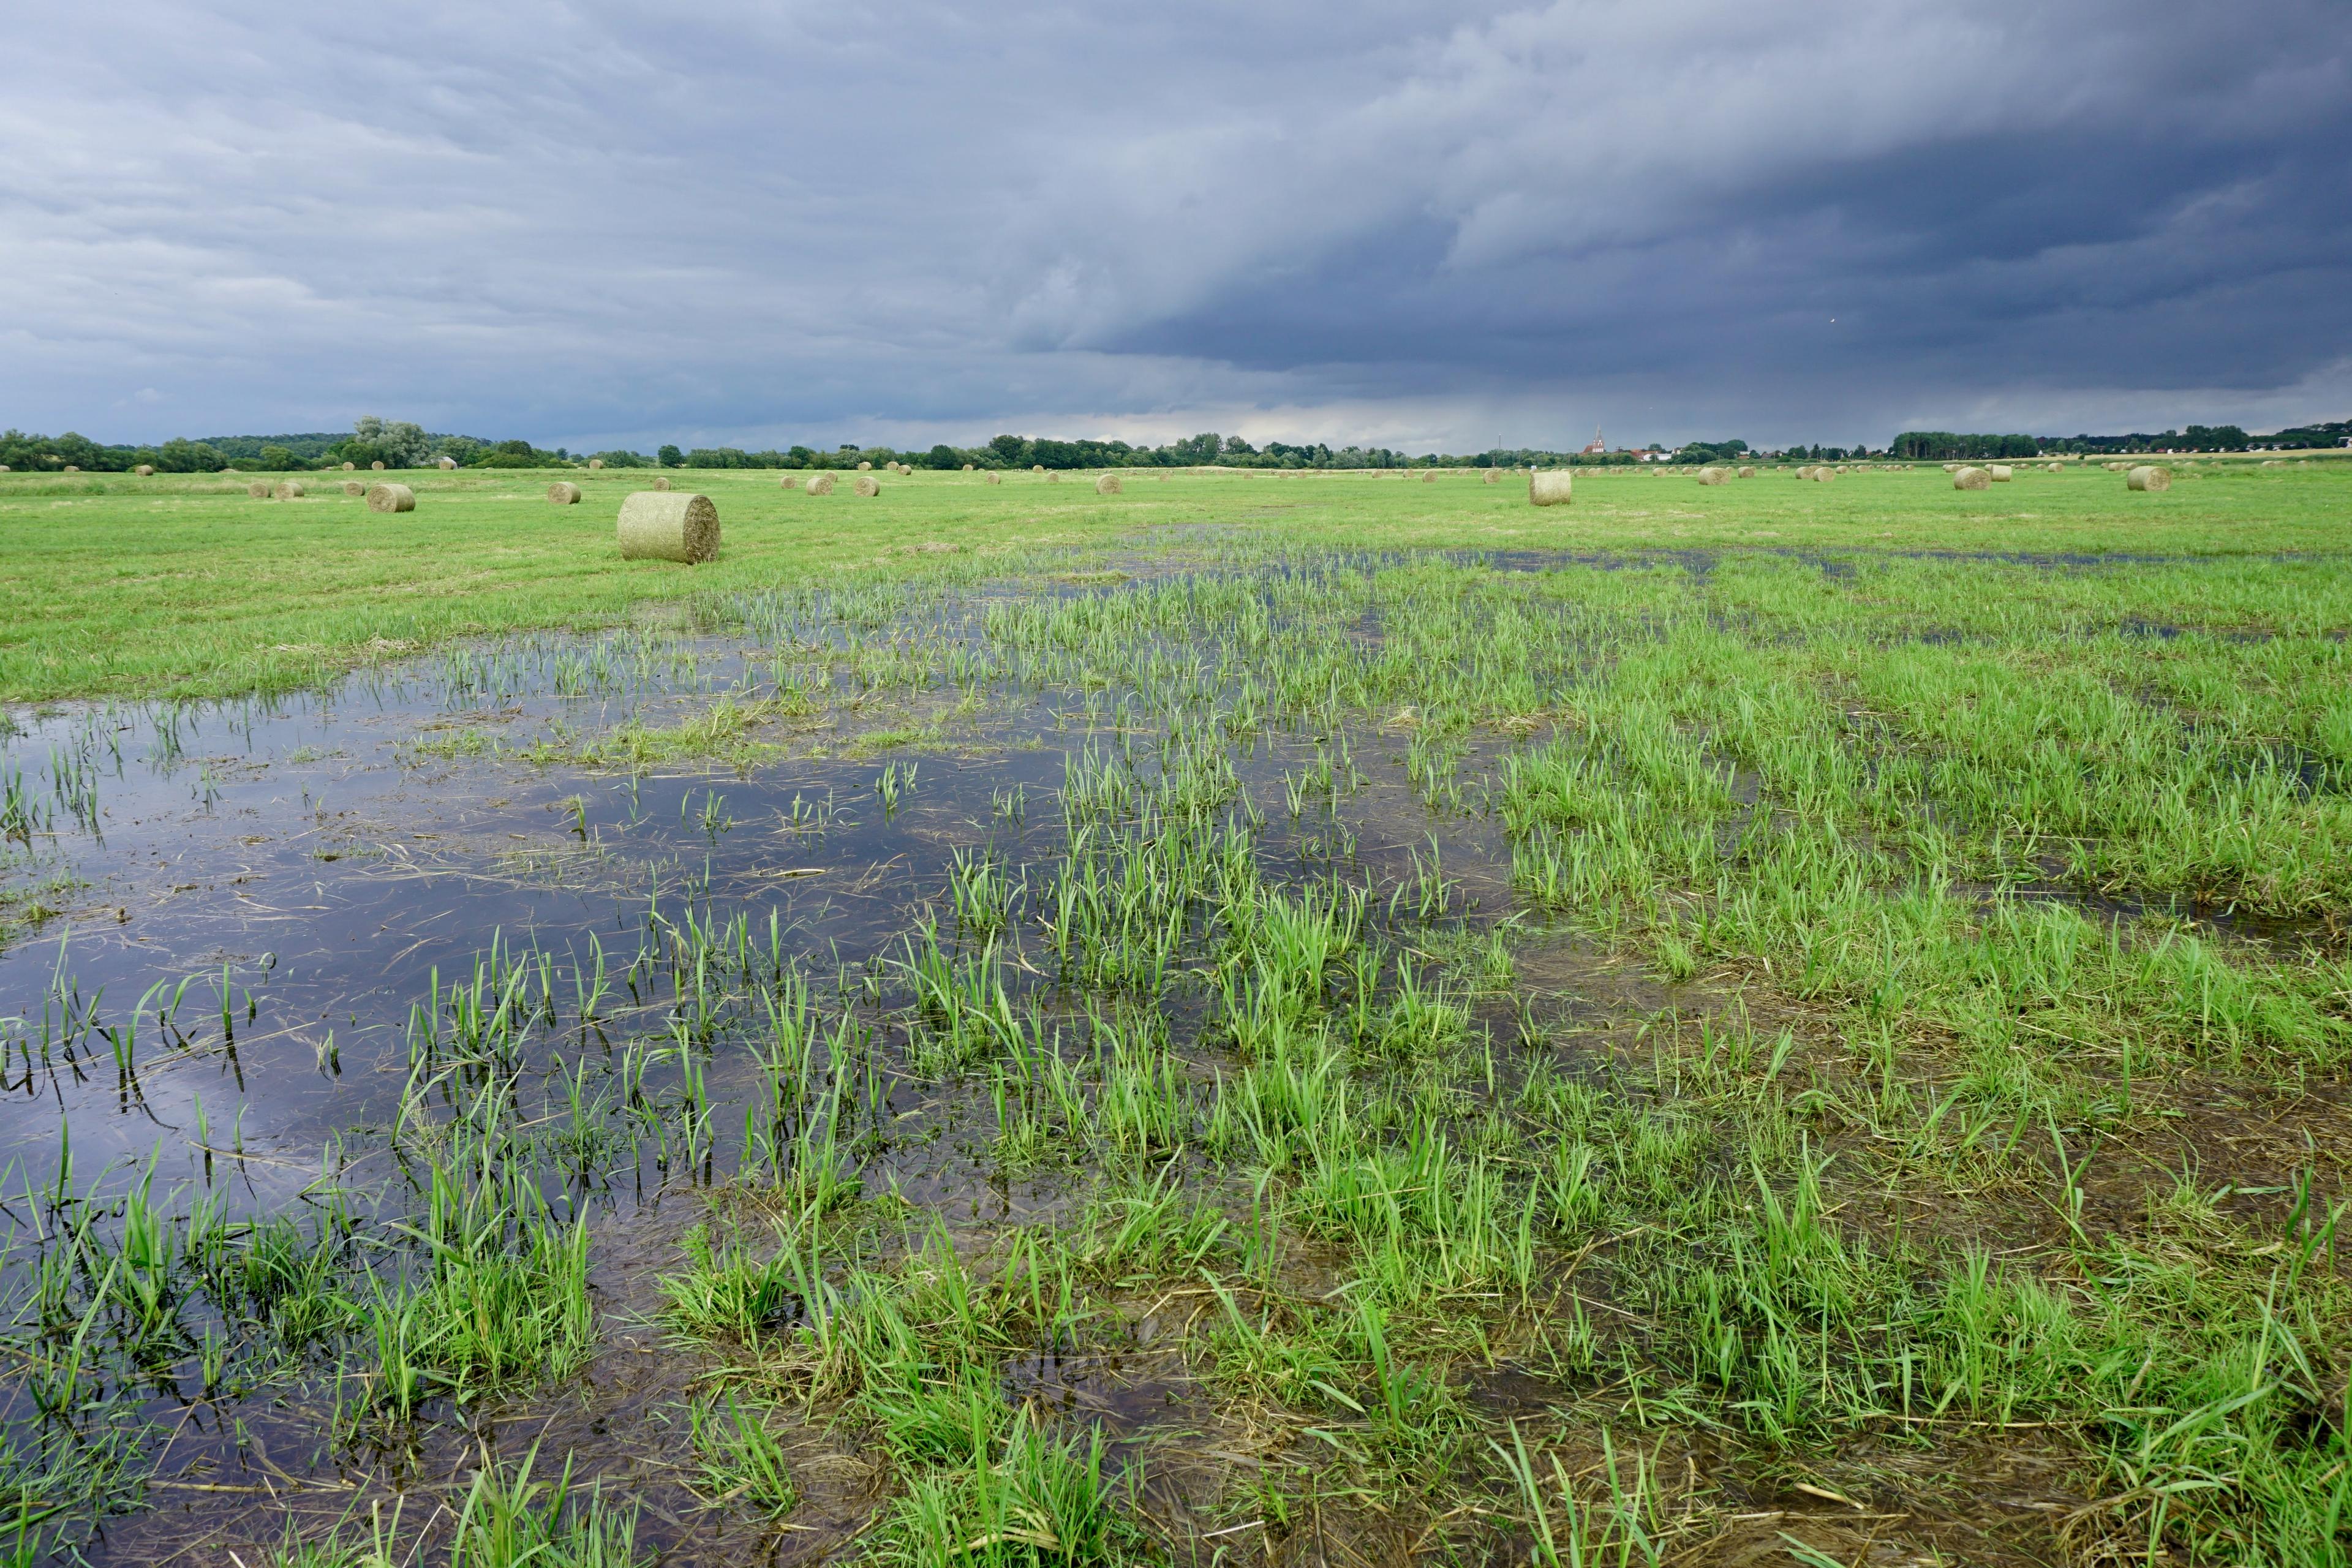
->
2 542 2347 1568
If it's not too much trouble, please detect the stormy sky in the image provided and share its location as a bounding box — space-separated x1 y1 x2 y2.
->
2 0 2346 453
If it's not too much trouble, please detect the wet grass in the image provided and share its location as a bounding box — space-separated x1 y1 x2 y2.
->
0 472 2348 1566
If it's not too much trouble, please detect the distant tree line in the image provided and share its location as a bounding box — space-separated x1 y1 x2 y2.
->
7 415 2339 478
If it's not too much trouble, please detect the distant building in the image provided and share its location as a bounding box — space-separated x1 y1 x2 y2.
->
1581 427 1606 455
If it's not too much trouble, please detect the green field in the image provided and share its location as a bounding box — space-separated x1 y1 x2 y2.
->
1 458 2348 1568
4 459 2347 704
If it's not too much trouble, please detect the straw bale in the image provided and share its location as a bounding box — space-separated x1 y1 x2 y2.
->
1421 469 1436 483
1483 469 1500 483
247 481 270 498
343 481 364 496
854 474 880 497
1095 473 1122 494
63 466 79 473
1696 466 1730 485
366 483 415 513
548 481 582 505
437 456 457 470
653 476 673 491
2127 465 2172 492
135 464 155 477
1942 463 1958 472
985 472 1001 485
1033 464 1044 473
371 461 386 471
1528 470 1574 507
616 491 718 561
1812 466 1836 483
274 480 306 500
342 461 355 471
1737 466 1755 478
963 463 974 472
858 461 872 472
589 459 605 470
1952 467 1991 491
805 473 835 494
1988 465 2013 481
1046 471 1060 483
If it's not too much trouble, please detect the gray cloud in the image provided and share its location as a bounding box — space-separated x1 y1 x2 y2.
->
1 0 2343 452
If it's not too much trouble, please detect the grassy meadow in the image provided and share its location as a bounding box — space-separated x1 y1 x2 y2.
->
0 456 2348 1568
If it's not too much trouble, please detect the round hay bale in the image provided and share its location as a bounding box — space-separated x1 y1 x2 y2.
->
1032 464 1044 473
1812 466 1836 483
437 456 457 470
858 461 872 472
1045 471 1060 483
2127 465 2172 492
985 472 1001 485
1528 470 1573 507
1095 473 1122 494
805 473 835 495
342 461 356 471
365 482 415 513
1483 469 1500 483
548 481 582 505
1736 466 1755 478
1988 465 2013 482
371 461 386 472
0 465 9 472
1952 467 1991 491
652 475 673 491
274 480 306 500
617 491 718 561
1941 463 1958 472
247 481 270 498
588 458 605 470
1421 469 1437 483
854 474 880 497
134 464 155 477
2046 462 2062 471
62 465 80 473
343 481 364 496
1696 466 1730 485
962 463 974 472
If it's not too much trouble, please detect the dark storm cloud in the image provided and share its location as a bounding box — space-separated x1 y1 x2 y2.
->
1 0 2343 451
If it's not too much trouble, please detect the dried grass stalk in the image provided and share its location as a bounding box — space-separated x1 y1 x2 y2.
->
617 491 718 562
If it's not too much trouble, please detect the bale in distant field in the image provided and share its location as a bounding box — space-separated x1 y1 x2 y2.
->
858 461 872 472
1046 471 1060 483
1814 466 1837 483
247 481 270 498
0 465 9 472
1420 469 1436 483
1095 473 1122 494
1737 466 1755 478
588 459 605 470
366 483 416 513
1942 463 1958 472
371 461 386 472
2127 465 2172 492
2046 462 2062 471
134 464 155 477
63 465 80 473
1483 469 1500 483
806 473 835 494
1529 470 1573 507
548 481 582 505
1953 467 1991 491
343 481 364 496
1033 464 1045 473
1697 466 1729 485
854 474 880 497
986 472 1001 485
342 461 356 471
1988 465 2013 481
437 456 457 470
274 480 306 500
963 463 974 472
653 476 673 491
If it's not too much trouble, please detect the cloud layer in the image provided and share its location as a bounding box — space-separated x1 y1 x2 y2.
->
2 0 2345 451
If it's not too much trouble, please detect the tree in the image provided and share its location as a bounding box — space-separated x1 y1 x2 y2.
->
923 444 959 469
988 434 1027 465
350 417 430 467
657 445 683 468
